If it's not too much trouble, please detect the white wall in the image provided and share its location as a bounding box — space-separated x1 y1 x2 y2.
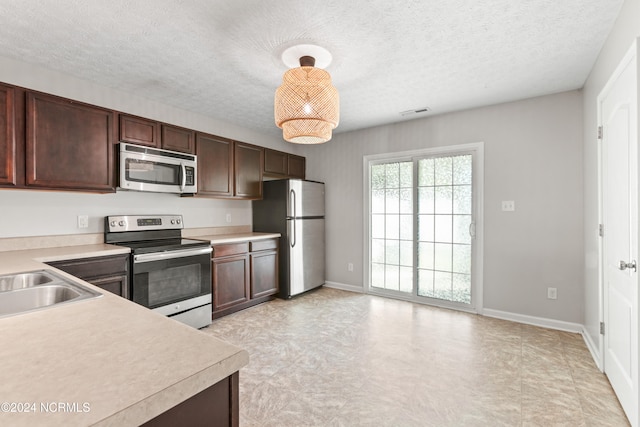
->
302 90 584 324
582 0 640 356
0 55 291 238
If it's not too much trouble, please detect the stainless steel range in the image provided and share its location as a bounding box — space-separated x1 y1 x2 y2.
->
104 214 212 329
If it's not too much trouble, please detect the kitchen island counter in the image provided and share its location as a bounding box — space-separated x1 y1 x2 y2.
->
0 245 249 426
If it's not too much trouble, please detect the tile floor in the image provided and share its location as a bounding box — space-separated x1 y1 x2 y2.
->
202 287 629 426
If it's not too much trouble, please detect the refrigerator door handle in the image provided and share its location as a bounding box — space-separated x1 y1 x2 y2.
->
290 189 296 219
290 219 296 248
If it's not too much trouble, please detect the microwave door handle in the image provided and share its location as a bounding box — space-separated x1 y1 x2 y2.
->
180 162 186 192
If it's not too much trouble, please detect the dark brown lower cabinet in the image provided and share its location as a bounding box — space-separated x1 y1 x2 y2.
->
47 254 129 298
142 371 239 427
212 239 278 319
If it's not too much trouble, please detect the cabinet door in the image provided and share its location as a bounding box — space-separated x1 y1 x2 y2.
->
26 92 115 192
288 154 306 179
234 142 263 199
162 124 195 154
196 132 233 197
90 274 129 299
119 114 160 147
250 250 278 299
0 84 16 186
212 254 250 312
264 148 288 176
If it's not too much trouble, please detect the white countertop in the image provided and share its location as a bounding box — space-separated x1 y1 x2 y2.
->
0 244 249 426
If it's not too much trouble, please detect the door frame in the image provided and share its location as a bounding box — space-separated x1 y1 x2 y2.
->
362 142 484 314
597 37 639 426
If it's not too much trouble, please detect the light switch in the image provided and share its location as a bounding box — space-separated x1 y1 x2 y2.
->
501 201 515 212
77 215 89 228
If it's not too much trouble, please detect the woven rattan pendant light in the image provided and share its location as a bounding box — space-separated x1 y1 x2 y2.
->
275 55 339 144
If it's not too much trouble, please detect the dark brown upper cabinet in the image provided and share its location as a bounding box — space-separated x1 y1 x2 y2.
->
196 132 234 197
119 114 160 148
162 124 195 154
263 148 305 179
0 83 17 186
26 91 115 192
287 154 305 179
234 142 263 199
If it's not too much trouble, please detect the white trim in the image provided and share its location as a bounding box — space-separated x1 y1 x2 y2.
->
582 325 604 371
323 281 364 293
483 308 583 333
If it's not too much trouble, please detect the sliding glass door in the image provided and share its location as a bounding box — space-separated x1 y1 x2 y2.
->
366 144 482 311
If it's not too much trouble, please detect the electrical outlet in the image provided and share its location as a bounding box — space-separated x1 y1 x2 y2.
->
225 213 232 223
77 215 89 229
501 201 515 211
348 262 354 272
547 287 557 300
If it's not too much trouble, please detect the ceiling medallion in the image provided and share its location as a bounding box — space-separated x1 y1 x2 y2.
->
274 45 339 144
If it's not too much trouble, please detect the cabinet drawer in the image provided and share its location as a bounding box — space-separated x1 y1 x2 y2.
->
48 254 129 279
250 239 278 252
213 242 249 258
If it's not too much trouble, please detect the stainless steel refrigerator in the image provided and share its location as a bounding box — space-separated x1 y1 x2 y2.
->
252 179 325 298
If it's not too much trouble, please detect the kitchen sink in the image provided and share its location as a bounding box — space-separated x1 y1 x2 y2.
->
0 270 102 318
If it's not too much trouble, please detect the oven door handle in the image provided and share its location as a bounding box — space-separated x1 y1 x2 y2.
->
133 246 212 263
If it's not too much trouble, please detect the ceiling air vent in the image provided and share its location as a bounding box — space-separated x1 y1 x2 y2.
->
399 107 430 117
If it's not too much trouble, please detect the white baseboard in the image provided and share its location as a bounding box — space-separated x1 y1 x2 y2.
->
483 308 583 333
582 326 603 371
323 281 364 293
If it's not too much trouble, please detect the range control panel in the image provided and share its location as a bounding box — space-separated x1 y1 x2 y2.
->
105 215 183 233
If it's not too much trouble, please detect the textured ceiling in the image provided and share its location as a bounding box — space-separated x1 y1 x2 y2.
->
0 0 625 140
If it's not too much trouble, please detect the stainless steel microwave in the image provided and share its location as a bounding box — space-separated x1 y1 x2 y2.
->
119 143 197 194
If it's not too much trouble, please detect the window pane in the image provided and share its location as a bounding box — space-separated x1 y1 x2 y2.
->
371 263 385 288
400 240 413 267
419 187 435 214
417 269 434 297
435 157 453 185
434 271 453 300
418 158 434 187
453 185 472 214
371 189 385 214
418 214 434 242
386 163 400 188
400 267 413 292
418 242 434 269
372 214 385 239
386 189 399 214
385 215 399 239
435 186 453 214
453 244 471 274
453 155 472 185
434 243 452 271
371 239 385 263
385 240 400 265
385 265 400 290
399 189 412 213
400 214 413 240
435 215 453 243
453 215 472 244
371 164 386 189
453 273 471 303
400 162 412 188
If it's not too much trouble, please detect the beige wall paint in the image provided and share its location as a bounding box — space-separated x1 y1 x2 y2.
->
302 90 584 323
582 0 640 357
